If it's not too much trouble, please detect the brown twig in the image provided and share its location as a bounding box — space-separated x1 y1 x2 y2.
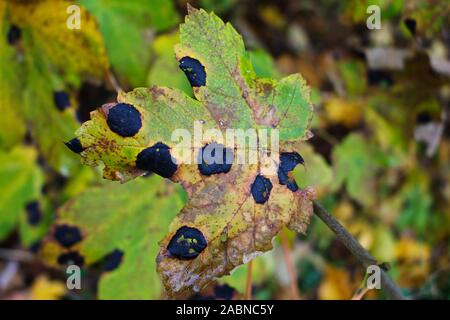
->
279 229 301 299
245 260 253 300
313 201 406 300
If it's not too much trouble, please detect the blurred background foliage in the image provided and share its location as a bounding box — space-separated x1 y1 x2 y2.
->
0 0 449 300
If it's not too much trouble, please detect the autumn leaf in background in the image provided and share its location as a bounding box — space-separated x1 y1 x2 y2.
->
0 147 45 247
0 0 112 250
1 0 108 175
40 176 186 299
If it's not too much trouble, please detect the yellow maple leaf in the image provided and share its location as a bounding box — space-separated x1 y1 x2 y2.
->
7 0 108 81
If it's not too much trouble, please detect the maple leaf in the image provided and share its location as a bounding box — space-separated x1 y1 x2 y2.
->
68 7 315 296
0 146 47 246
7 0 108 84
39 176 185 299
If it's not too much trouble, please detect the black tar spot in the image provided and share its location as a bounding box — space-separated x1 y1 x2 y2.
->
53 91 71 111
64 138 85 154
167 226 207 260
278 152 304 192
198 143 233 176
106 103 142 137
57 251 84 267
251 175 273 204
136 142 177 178
179 56 206 87
7 24 21 45
54 224 82 248
404 18 417 36
25 201 42 226
103 249 124 272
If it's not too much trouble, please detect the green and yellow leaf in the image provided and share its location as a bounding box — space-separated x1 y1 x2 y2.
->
68 7 315 297
40 175 186 299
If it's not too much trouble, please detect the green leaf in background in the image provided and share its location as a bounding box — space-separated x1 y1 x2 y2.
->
396 174 432 238
21 48 82 176
337 60 367 96
294 143 333 198
40 175 186 299
0 28 25 150
364 103 408 162
147 32 193 95
78 0 179 87
200 0 238 14
219 253 273 294
0 146 45 245
331 133 379 206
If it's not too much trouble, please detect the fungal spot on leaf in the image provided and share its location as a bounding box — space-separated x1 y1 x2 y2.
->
278 152 304 192
53 91 71 111
25 201 42 226
167 226 207 260
103 249 124 272
136 142 177 178
7 24 21 45
54 224 83 248
404 18 417 36
179 56 206 87
106 103 142 137
57 251 85 267
64 138 85 154
198 143 233 176
251 175 273 204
